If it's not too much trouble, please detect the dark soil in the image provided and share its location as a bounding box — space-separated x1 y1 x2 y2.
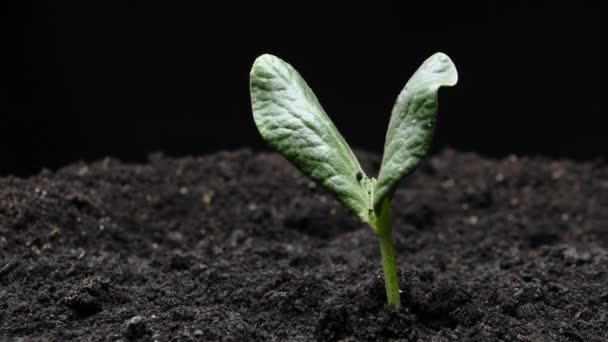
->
1 148 607 341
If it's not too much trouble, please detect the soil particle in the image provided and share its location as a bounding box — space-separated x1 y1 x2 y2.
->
122 315 149 341
0 148 607 341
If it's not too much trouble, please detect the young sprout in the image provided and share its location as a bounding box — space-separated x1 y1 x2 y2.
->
249 53 458 310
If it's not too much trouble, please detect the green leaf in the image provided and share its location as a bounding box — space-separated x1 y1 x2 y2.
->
250 54 372 223
374 52 458 212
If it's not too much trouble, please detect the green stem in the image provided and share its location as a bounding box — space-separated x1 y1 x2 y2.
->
375 200 401 310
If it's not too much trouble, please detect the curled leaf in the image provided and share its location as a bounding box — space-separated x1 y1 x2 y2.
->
374 52 458 212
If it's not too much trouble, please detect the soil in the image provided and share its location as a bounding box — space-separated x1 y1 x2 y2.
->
1 148 607 341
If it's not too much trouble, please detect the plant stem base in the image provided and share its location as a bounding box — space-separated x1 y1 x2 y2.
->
374 199 401 310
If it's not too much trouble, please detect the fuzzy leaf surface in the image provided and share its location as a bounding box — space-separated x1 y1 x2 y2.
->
250 54 371 222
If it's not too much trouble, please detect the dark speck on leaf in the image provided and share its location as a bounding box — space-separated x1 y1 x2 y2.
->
356 172 363 181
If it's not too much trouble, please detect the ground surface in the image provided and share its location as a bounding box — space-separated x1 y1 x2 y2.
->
0 148 607 341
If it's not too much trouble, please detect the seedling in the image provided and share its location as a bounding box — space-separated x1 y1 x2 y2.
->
249 52 458 310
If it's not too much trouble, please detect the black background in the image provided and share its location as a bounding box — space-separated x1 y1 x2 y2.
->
6 2 607 176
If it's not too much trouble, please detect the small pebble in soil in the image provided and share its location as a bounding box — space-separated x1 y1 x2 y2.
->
201 191 214 205
123 315 149 340
495 173 504 182
467 216 479 225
